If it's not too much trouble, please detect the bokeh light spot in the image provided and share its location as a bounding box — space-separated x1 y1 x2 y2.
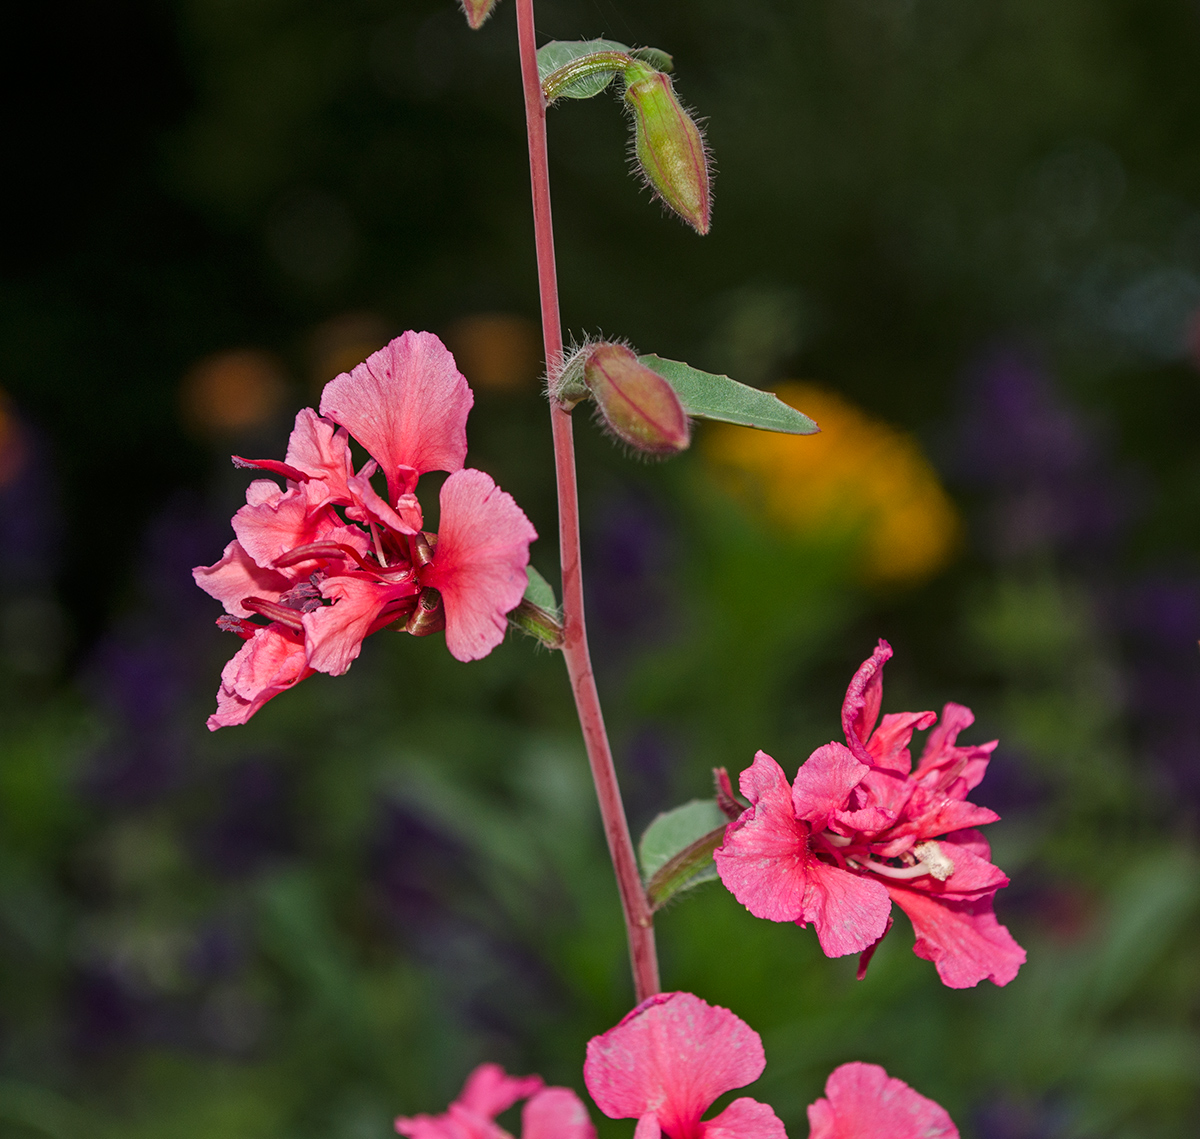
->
180 349 289 436
444 313 541 393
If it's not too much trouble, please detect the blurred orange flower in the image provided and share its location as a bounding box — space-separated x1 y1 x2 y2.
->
180 349 289 436
703 383 959 584
0 388 29 488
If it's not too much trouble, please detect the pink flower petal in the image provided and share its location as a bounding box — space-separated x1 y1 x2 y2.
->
458 1063 544 1119
841 640 892 765
807 1062 959 1139
395 1103 502 1139
584 992 765 1138
866 711 937 773
884 882 1025 988
302 573 418 676
208 624 311 730
800 859 892 958
914 703 996 798
714 752 810 923
521 1088 595 1139
634 1117 660 1139
193 540 291 618
421 469 536 662
887 790 999 844
319 331 472 504
700 1098 785 1139
284 408 355 499
233 479 370 570
929 835 1009 895
791 743 867 827
345 461 423 535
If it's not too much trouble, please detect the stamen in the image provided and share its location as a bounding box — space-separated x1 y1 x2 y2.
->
912 840 955 881
858 841 956 883
217 615 259 639
241 596 305 631
859 858 931 881
275 541 386 577
823 833 852 848
369 520 388 568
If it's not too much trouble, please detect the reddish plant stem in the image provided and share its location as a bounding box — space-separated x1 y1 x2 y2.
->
514 0 660 1003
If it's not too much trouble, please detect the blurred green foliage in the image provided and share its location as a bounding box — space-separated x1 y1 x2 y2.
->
2 1 1200 1137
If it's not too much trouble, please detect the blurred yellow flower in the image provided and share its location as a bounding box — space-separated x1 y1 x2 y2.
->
703 383 959 584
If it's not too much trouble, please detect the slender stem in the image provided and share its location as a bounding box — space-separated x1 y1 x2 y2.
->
514 0 660 1003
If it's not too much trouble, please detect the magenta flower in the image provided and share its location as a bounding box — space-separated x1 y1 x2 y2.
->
394 1062 594 1139
194 331 537 729
807 1062 959 1139
714 640 1025 988
583 991 785 1139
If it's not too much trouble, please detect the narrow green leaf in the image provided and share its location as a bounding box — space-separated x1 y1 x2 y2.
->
639 799 727 907
537 39 629 99
638 354 820 435
508 565 563 649
522 565 559 617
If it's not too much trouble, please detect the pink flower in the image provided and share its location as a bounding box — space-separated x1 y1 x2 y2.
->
583 991 785 1139
194 331 537 729
807 1062 959 1139
714 640 1025 988
395 1062 595 1139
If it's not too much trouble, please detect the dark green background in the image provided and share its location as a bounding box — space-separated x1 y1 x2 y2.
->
1 1 1199 1136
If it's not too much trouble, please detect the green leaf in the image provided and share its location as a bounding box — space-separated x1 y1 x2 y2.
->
639 799 727 908
507 566 563 649
638 354 820 435
628 46 674 73
537 39 630 100
522 565 560 616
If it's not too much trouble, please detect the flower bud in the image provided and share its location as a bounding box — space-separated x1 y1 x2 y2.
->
459 0 499 30
623 63 712 235
583 343 691 456
405 587 446 637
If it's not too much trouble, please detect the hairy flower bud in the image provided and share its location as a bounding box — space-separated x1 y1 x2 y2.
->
583 343 691 456
459 0 499 30
623 63 712 235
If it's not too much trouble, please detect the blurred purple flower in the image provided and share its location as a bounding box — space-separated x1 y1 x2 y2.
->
80 496 226 807
193 757 295 878
369 800 560 1044
1121 573 1200 811
67 966 143 1054
621 723 679 834
954 351 1135 559
973 747 1046 818
973 1093 1070 1139
585 490 677 664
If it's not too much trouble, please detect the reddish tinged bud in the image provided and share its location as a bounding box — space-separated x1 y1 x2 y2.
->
459 0 499 30
623 63 712 235
583 343 691 456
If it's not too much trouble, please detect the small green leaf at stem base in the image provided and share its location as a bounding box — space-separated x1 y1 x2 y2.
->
639 799 728 909
638 355 820 435
507 566 563 649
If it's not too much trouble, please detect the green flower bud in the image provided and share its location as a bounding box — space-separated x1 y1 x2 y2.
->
623 63 712 235
459 0 499 30
583 343 691 456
